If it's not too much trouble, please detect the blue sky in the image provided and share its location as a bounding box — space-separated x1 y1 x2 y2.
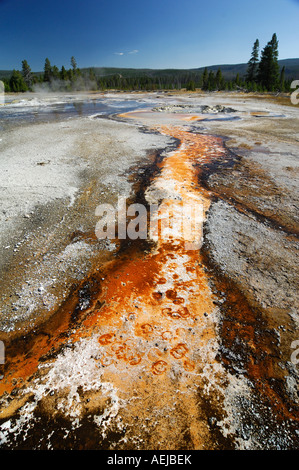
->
0 0 298 71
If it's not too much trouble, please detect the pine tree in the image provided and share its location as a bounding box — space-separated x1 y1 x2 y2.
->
67 69 74 81
216 68 223 90
258 33 280 91
52 65 60 80
280 66 285 92
44 58 52 82
246 39 259 83
202 67 208 90
71 56 78 75
71 56 77 73
60 65 67 81
3 79 10 92
21 60 32 89
208 71 215 91
9 70 28 92
271 33 279 62
186 80 196 91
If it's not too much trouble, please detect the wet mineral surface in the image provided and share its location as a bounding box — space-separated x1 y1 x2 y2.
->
0 91 298 449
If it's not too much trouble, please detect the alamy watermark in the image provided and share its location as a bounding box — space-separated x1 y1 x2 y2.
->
95 197 204 250
290 80 299 105
0 341 5 365
291 340 299 365
0 80 4 106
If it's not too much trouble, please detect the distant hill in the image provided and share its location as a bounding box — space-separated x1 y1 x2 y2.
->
1 58 298 82
0 70 14 79
81 58 299 81
191 58 299 80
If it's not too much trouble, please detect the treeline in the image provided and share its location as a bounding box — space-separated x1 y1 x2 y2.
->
1 56 98 93
1 57 207 92
98 72 202 91
0 35 295 93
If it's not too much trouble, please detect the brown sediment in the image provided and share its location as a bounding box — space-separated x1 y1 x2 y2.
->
201 241 299 423
198 154 299 237
0 115 298 449
250 111 270 116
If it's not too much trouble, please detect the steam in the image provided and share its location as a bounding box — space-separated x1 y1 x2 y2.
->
32 77 98 94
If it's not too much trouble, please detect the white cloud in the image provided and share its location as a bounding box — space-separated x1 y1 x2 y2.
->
114 50 139 56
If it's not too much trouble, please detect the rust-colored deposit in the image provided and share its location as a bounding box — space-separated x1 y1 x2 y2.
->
0 120 298 450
